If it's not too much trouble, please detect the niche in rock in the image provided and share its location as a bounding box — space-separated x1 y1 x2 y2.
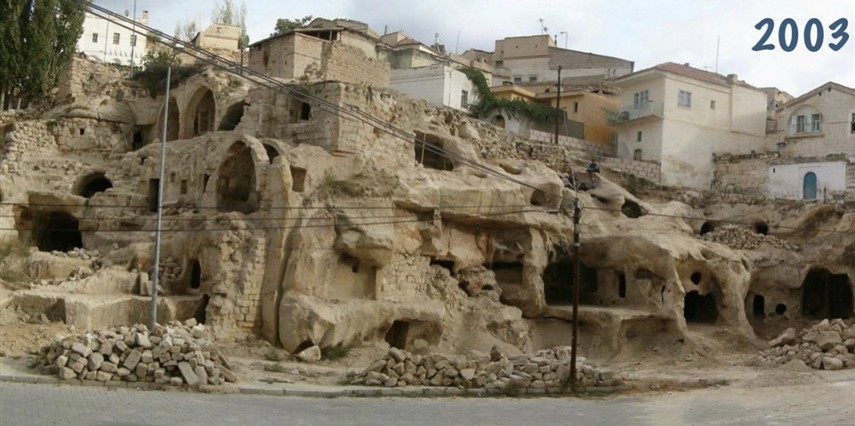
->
290 167 306 192
700 221 715 236
163 97 180 142
189 260 202 290
218 102 248 131
385 320 410 350
754 221 769 236
414 132 453 171
216 142 258 214
621 199 645 218
332 253 376 300
74 172 113 199
263 144 280 164
801 268 853 319
194 295 210 325
33 211 82 252
684 290 718 323
752 294 765 319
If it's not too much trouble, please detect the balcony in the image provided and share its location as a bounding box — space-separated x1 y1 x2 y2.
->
608 102 664 125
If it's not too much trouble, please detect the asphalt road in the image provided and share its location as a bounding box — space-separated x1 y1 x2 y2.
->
1 380 853 426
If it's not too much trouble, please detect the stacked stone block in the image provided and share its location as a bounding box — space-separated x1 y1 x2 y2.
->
755 319 855 370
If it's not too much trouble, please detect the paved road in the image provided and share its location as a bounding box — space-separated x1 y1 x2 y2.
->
1 380 853 426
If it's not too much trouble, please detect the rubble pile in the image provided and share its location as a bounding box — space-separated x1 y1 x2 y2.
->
33 320 238 386
702 225 799 251
349 346 621 391
755 319 855 370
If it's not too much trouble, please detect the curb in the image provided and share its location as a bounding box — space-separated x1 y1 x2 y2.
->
1 372 630 398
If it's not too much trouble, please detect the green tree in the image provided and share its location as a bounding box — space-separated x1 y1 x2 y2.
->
274 15 313 35
0 0 84 107
212 0 249 49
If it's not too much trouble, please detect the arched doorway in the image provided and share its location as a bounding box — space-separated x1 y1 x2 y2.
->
186 87 216 138
803 172 817 200
74 172 113 198
494 115 505 129
802 268 853 319
218 102 248 131
216 142 258 213
165 98 180 142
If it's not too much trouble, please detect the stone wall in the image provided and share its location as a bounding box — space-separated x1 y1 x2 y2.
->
712 153 776 196
528 130 614 157
320 42 390 88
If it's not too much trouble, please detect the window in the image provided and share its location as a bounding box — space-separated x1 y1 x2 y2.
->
851 112 855 133
528 76 537 82
92 33 98 43
710 100 716 110
678 90 692 108
796 115 806 133
113 33 120 45
811 114 822 132
460 90 469 108
513 76 523 83
633 149 642 161
636 131 643 142
130 35 137 47
573 102 579 113
633 90 649 109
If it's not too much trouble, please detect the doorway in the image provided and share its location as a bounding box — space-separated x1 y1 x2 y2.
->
803 172 817 200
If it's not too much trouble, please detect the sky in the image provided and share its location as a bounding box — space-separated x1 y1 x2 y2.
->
95 0 855 95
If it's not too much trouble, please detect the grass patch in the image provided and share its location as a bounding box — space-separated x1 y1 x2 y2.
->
321 345 349 361
263 363 287 373
263 349 285 362
319 173 365 197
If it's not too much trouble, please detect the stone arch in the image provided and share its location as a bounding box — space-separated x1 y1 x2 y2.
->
218 101 248 131
154 97 181 143
185 86 216 138
216 141 260 213
263 143 280 163
73 172 113 199
493 115 506 129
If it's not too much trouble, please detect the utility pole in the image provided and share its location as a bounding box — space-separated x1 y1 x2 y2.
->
569 192 582 392
129 0 137 77
554 65 562 144
150 65 172 330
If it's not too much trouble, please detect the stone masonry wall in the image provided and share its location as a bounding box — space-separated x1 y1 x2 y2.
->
321 42 390 89
529 130 616 157
712 153 776 196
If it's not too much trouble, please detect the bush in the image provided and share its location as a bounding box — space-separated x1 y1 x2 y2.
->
321 346 349 361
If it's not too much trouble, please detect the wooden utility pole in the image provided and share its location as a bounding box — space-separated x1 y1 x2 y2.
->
570 193 581 392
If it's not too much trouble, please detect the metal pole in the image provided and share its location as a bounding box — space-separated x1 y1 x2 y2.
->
570 193 581 392
554 65 562 144
129 0 137 77
150 65 172 330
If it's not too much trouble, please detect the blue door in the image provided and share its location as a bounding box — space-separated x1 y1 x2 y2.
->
803 172 817 200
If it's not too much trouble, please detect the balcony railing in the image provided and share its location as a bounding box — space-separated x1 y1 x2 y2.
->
608 102 664 125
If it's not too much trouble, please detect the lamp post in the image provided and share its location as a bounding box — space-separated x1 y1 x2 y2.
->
149 63 172 330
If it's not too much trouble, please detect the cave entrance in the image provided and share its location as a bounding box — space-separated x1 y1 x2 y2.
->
385 320 410 350
700 221 715 236
621 200 645 218
216 142 258 214
801 268 853 319
74 172 113 198
189 260 201 290
414 132 453 171
684 291 718 323
543 256 597 305
194 294 210 325
33 211 82 252
290 167 306 192
218 102 247 131
752 294 766 319
187 87 216 138
754 221 769 235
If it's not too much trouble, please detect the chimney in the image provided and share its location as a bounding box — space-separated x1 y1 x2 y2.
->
727 73 738 83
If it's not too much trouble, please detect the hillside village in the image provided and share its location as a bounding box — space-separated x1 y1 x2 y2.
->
0 7 853 395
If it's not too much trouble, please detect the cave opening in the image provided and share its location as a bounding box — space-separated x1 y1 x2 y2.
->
801 268 853 319
218 102 248 131
33 211 82 252
216 142 258 214
75 172 113 199
700 221 715 236
752 294 765 319
621 199 645 218
684 291 718 323
385 320 410 350
190 260 201 290
543 256 597 305
414 132 453 171
753 221 769 236
194 294 210 325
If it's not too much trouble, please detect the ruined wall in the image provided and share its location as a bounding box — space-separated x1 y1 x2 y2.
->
320 42 390 88
712 153 774 196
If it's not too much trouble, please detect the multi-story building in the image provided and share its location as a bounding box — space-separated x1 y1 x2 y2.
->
77 10 149 66
491 35 633 86
765 82 855 200
609 62 768 189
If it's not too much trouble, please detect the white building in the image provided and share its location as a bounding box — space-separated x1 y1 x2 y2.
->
390 64 479 112
77 10 149 66
610 62 768 189
766 82 855 200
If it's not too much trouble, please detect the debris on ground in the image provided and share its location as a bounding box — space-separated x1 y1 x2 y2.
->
754 319 855 370
702 225 799 251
